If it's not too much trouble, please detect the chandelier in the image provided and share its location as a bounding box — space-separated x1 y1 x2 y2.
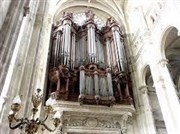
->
8 89 61 134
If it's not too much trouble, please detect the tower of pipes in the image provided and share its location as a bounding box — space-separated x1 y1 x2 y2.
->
48 11 133 106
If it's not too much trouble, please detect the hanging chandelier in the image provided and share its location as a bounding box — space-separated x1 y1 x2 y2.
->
8 88 61 134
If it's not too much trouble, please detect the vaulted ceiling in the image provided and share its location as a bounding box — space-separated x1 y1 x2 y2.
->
53 0 126 28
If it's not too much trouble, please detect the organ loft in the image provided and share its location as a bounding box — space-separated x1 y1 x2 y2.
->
48 10 133 106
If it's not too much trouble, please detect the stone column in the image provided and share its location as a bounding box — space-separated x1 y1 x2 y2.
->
0 0 40 133
87 24 96 63
139 86 157 134
150 59 180 134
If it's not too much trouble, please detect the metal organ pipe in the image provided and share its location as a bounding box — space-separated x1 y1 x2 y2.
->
56 31 61 66
112 30 121 71
92 28 96 63
79 66 85 95
62 20 71 67
61 25 65 65
106 69 113 96
112 26 127 72
87 25 91 61
115 30 126 71
94 71 99 96
53 31 60 67
71 33 76 69
52 38 56 67
106 38 112 67
87 24 96 63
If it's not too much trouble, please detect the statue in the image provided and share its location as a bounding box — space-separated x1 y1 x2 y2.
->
63 11 73 19
106 17 116 27
85 10 95 20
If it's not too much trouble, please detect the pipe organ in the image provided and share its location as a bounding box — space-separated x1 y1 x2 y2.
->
48 11 133 106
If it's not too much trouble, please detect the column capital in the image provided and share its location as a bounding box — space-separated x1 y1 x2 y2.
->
139 85 148 94
158 58 168 67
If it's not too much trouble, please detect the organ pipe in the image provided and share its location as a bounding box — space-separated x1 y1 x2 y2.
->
87 24 96 63
107 71 113 96
94 71 99 96
106 38 112 67
112 31 121 71
112 26 127 72
79 66 85 95
71 33 76 69
62 20 71 67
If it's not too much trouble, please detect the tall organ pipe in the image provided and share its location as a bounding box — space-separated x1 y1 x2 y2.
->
52 38 56 67
53 32 60 67
106 69 113 96
56 31 61 66
106 38 112 67
94 71 99 96
71 33 76 69
79 66 85 95
112 26 127 72
87 24 96 63
61 20 72 67
112 30 121 71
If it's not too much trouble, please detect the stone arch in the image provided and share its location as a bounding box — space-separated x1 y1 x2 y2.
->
53 0 127 31
142 65 167 132
141 65 151 86
160 26 180 92
160 26 179 59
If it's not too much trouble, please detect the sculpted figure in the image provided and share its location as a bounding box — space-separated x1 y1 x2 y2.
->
49 67 59 83
63 12 73 19
85 10 95 20
106 17 116 27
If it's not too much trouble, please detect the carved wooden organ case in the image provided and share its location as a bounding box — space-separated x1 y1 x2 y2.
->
47 11 133 106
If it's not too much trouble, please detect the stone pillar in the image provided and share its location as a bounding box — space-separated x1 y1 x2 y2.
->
0 0 25 95
139 86 157 134
150 59 180 134
0 0 40 133
87 24 96 63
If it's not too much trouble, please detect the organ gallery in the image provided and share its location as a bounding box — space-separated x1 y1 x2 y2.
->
48 10 133 106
